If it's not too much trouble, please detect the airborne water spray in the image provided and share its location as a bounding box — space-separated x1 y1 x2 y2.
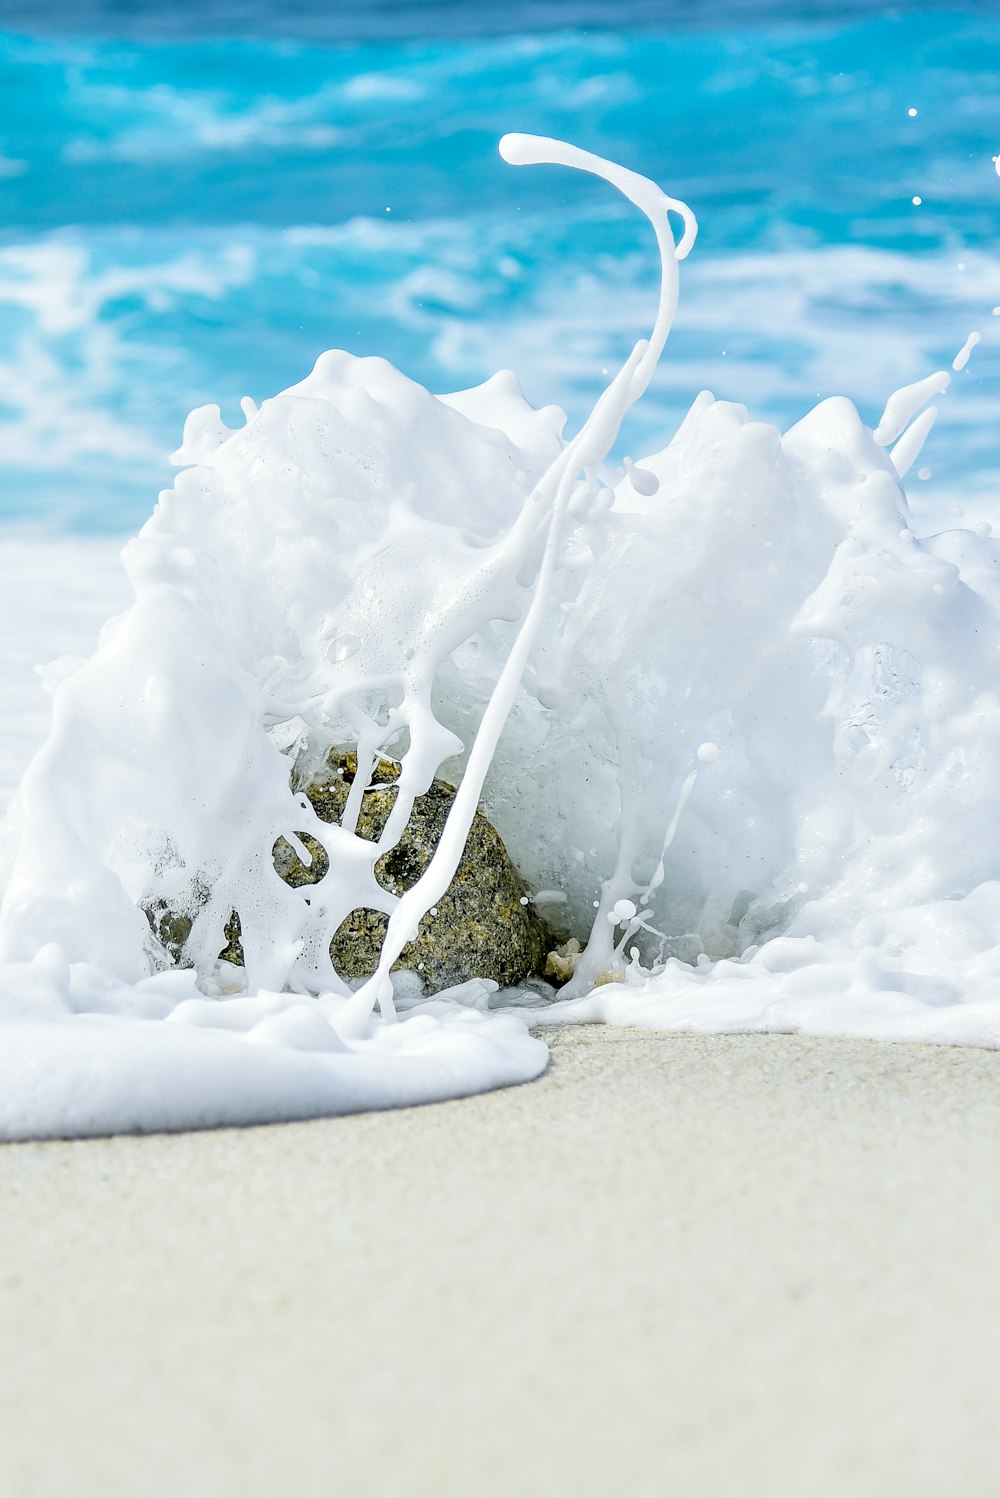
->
345 133 699 1028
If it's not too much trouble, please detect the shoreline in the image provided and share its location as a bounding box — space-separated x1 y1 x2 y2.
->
3 1024 999 1497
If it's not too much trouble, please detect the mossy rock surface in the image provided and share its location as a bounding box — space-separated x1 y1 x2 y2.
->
151 750 550 993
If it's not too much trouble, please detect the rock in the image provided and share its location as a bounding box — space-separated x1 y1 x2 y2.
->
276 750 550 992
144 901 195 961
152 750 551 993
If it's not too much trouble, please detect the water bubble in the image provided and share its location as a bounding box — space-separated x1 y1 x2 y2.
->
608 898 638 925
696 742 720 763
327 633 362 664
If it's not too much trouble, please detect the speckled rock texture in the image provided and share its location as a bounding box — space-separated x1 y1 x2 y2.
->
272 751 549 993
150 751 550 993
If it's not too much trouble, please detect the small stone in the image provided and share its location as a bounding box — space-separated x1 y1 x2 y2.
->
544 936 583 983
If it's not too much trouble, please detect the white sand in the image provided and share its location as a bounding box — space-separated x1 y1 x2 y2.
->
2 1024 999 1498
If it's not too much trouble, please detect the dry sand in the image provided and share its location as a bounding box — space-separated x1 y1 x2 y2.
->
2 1024 999 1498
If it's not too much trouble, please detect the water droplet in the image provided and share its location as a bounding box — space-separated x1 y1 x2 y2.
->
628 465 659 497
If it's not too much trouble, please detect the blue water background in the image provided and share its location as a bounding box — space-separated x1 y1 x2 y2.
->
0 0 997 531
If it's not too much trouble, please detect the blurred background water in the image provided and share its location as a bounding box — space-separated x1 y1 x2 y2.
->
0 0 997 531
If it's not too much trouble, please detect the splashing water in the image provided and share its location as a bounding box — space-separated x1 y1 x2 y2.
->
1 133 998 1139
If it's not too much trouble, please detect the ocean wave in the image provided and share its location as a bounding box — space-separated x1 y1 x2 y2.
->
0 220 994 529
0 235 259 523
0 0 977 44
4 16 997 245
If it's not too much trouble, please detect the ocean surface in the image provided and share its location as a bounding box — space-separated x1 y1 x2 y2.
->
0 0 997 532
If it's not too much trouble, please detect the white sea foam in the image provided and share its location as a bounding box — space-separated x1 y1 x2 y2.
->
62 82 348 161
2 134 1000 1138
0 951 546 1140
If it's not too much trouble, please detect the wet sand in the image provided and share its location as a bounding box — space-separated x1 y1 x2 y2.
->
3 1024 999 1498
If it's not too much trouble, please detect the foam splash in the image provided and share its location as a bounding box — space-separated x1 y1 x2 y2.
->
2 133 999 1138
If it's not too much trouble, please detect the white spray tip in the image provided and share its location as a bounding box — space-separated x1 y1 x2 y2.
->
499 133 549 167
623 456 660 496
874 369 950 447
498 131 698 262
891 406 938 478
952 331 981 372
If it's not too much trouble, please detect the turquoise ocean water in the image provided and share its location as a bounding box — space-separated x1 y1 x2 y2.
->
0 0 997 530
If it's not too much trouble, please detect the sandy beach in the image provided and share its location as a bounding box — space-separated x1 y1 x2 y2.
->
3 1023 999 1498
